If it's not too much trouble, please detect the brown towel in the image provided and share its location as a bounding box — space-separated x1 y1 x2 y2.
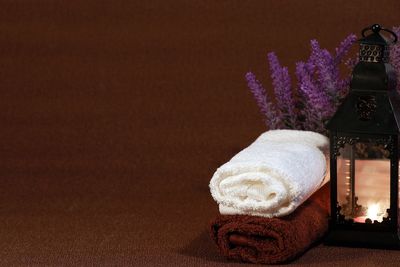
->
210 183 330 264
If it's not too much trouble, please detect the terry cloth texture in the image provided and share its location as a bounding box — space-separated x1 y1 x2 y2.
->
210 130 329 218
210 183 330 264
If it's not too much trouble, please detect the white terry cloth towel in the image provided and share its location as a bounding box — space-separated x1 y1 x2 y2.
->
209 130 329 218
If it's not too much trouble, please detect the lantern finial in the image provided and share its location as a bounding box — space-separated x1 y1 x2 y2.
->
371 24 381 33
359 24 397 63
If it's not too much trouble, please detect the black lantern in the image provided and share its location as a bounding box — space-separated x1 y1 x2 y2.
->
325 24 400 248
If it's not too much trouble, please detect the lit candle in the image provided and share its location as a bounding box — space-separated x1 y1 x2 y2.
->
354 203 384 223
366 204 380 221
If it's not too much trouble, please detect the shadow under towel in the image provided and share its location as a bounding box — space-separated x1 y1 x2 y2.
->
209 183 330 264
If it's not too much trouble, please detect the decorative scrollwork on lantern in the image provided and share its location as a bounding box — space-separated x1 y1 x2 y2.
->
332 135 393 158
375 136 394 157
356 95 377 121
332 136 360 157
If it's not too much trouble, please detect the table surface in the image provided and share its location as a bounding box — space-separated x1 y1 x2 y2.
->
1 1 400 266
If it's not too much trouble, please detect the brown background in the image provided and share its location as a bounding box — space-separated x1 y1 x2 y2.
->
0 1 400 266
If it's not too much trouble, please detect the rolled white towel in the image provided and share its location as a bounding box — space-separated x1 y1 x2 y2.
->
209 130 329 218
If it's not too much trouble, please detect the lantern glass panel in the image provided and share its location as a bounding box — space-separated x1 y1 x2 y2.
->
337 142 390 223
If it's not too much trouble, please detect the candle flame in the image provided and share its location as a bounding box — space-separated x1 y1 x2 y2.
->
367 204 380 221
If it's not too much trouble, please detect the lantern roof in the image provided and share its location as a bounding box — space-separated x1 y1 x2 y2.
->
326 89 400 135
359 24 393 46
327 24 400 135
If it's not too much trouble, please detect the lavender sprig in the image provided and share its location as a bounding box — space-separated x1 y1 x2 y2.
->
245 33 358 134
310 39 336 97
335 34 358 64
245 72 281 129
267 52 297 128
296 61 332 133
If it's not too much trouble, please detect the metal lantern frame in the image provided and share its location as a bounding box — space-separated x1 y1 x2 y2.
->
325 24 400 248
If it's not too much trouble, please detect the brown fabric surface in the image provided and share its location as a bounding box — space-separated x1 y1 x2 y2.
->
210 184 330 264
1 1 400 266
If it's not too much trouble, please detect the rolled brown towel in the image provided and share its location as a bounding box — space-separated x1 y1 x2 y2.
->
210 183 330 264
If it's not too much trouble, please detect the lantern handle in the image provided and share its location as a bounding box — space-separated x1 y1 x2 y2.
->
361 24 398 44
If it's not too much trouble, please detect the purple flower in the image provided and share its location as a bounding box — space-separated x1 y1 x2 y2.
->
345 56 359 70
335 34 358 64
245 32 362 134
309 39 337 98
267 52 297 128
245 72 281 129
295 61 333 133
